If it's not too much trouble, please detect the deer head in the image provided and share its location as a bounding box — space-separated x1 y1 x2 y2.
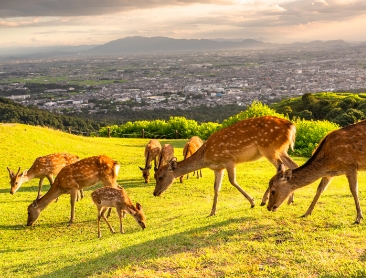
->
153 157 177 196
267 164 295 212
139 165 152 183
27 200 41 226
7 167 26 195
129 203 146 230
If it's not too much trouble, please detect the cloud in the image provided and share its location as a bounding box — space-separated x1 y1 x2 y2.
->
0 0 230 17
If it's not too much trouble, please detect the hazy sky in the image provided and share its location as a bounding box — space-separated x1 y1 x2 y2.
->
1 0 366 48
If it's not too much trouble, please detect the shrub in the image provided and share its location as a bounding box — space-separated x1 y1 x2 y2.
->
291 119 339 157
222 100 286 128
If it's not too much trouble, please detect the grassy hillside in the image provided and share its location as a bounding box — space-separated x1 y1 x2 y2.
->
1 123 366 277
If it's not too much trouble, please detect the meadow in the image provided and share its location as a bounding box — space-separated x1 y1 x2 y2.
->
1 123 366 277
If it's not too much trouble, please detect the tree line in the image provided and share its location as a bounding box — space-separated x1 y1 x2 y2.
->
0 97 103 133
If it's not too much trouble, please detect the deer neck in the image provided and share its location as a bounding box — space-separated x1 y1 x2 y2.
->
290 159 328 190
19 169 36 183
35 182 63 211
173 145 206 178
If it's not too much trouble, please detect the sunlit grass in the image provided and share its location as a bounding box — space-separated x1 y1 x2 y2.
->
1 123 366 277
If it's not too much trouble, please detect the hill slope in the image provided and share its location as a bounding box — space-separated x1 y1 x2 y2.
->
1 124 366 277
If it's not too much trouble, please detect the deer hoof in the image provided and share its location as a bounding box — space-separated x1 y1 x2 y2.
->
251 204 255 209
260 202 266 206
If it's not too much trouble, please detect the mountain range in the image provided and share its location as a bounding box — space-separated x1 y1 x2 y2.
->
0 36 358 59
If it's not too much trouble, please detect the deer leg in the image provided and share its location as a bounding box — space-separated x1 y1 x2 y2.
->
209 169 225 217
106 208 112 218
226 166 255 208
37 178 44 200
69 188 78 225
97 209 102 238
117 208 125 234
303 177 333 218
101 207 115 234
77 189 84 201
346 171 363 224
280 154 299 205
200 170 202 178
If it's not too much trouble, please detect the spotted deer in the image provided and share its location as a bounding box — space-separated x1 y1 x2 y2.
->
153 116 299 216
179 136 204 183
7 153 79 199
267 119 366 224
27 155 120 226
91 186 146 238
139 139 162 183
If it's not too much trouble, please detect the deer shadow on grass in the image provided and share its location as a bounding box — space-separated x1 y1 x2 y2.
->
36 216 266 278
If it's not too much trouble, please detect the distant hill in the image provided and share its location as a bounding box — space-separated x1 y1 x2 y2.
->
0 36 354 59
84 36 274 55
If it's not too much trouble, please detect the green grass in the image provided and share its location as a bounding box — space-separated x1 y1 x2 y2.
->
1 123 366 277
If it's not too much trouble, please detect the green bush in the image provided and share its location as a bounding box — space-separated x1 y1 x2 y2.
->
291 119 339 157
221 100 286 128
100 101 342 158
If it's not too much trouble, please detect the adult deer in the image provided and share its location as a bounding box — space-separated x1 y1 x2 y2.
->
91 186 146 238
139 139 161 183
155 144 175 171
153 116 299 216
179 136 204 183
27 155 120 226
7 153 79 199
267 120 366 224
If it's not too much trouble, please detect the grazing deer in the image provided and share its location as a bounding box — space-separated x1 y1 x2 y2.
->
153 116 299 216
27 155 120 226
267 119 366 224
7 153 79 199
155 144 175 171
154 144 175 181
91 186 146 238
139 139 162 183
179 136 204 183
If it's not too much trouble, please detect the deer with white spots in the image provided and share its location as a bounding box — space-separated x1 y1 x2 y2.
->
153 116 299 216
179 136 204 183
7 153 79 199
139 139 162 183
27 155 120 226
267 119 366 224
91 186 146 238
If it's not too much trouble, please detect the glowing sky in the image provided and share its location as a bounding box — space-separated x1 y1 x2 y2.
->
1 0 366 48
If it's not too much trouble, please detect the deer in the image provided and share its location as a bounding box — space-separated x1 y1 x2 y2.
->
179 136 204 183
91 186 146 238
267 119 366 224
27 155 120 226
153 116 299 216
7 153 80 200
155 144 175 171
139 139 162 183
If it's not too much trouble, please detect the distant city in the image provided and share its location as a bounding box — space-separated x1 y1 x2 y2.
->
1 37 366 117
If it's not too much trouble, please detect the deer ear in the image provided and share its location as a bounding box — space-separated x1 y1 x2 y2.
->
138 166 144 170
21 170 28 177
168 157 178 171
7 167 14 177
136 203 142 211
32 200 38 208
280 169 293 181
277 163 286 173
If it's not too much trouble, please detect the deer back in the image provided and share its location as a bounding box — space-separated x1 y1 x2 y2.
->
204 116 296 164
55 155 120 191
